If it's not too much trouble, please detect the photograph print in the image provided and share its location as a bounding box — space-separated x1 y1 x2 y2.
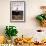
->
10 1 25 22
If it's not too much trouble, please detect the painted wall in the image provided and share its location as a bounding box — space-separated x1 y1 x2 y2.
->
0 0 46 41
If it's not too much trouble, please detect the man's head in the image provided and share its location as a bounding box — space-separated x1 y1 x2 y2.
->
40 6 46 14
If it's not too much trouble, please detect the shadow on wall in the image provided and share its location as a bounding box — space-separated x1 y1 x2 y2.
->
0 27 5 35
30 16 40 27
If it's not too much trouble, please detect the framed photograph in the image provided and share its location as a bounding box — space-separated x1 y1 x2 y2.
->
10 1 25 22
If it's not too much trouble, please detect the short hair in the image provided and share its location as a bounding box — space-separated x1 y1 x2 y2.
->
40 6 46 9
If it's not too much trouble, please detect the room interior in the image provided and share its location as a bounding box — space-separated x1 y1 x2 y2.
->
0 0 46 46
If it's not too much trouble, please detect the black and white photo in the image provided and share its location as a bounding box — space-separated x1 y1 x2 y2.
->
10 1 25 22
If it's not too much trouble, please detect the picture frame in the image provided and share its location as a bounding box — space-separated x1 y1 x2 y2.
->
10 1 25 22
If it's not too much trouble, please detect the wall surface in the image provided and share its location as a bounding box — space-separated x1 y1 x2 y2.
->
0 0 46 41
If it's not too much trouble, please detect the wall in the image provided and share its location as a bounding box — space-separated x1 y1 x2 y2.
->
0 0 46 41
